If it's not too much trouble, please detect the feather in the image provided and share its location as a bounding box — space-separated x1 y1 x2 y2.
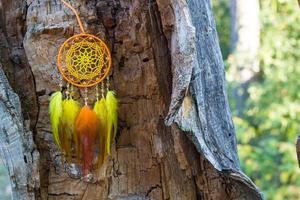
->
61 99 81 162
49 91 63 148
58 121 68 162
106 91 118 154
76 105 100 177
93 97 108 167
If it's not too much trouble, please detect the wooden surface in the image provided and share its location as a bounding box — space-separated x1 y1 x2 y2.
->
0 0 262 199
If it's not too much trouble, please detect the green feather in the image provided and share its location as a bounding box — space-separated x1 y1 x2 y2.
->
94 97 108 166
106 91 118 154
49 91 63 148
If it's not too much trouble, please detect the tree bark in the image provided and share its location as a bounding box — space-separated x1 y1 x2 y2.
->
0 0 263 199
0 64 39 200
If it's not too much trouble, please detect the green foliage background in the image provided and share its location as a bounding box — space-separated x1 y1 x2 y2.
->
213 0 300 199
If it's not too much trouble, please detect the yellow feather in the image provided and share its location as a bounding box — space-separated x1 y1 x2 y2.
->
62 99 81 130
49 91 62 148
61 99 81 162
106 91 118 154
94 97 108 167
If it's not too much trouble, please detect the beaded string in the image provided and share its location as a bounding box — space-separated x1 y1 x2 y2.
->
84 88 88 105
101 81 105 97
106 76 110 92
70 85 74 99
95 84 100 101
66 83 70 99
59 75 63 92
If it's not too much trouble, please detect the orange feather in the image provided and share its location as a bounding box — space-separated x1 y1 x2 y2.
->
76 106 100 177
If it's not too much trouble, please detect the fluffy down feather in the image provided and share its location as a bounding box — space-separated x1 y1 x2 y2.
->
49 91 63 148
106 91 118 154
76 106 100 177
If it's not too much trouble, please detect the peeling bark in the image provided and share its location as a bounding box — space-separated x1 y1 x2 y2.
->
0 1 39 199
0 0 263 199
162 0 262 199
0 64 39 199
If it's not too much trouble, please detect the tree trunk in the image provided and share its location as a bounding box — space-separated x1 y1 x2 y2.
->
0 0 263 199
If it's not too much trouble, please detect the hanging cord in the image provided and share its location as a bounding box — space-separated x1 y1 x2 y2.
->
60 0 85 33
70 85 74 99
84 88 88 105
106 76 110 92
95 84 100 101
101 81 105 97
66 83 70 99
59 75 63 92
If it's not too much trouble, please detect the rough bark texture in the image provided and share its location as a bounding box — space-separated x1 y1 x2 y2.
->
164 0 262 199
0 1 39 199
0 0 263 199
0 65 39 199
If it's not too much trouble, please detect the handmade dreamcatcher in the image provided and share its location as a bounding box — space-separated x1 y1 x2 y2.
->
49 0 118 180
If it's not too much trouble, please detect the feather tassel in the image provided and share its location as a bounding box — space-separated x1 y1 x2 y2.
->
49 91 63 148
61 99 80 162
106 91 118 154
93 97 108 167
76 106 100 177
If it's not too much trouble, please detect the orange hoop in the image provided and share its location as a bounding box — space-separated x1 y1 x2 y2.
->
57 33 112 88
57 0 112 88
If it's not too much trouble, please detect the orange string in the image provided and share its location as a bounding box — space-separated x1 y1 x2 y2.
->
61 0 85 33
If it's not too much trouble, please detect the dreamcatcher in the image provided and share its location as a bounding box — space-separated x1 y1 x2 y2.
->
49 0 118 179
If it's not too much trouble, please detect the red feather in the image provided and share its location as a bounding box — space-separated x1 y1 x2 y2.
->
76 106 100 178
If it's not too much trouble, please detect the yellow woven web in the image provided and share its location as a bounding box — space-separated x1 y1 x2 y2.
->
57 33 111 87
66 40 104 80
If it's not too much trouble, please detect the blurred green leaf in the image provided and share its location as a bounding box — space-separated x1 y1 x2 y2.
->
213 0 300 199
